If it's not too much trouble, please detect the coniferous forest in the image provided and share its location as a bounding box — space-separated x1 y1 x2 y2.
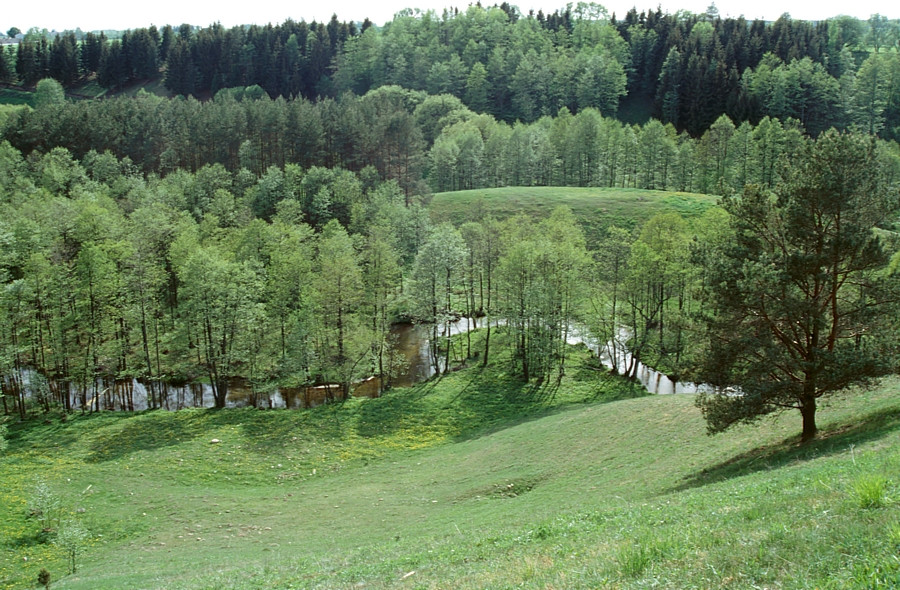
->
2 7 900 138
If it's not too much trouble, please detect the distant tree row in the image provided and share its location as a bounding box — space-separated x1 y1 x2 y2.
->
426 105 900 196
4 85 900 200
337 6 900 137
0 17 359 98
1 85 429 196
1 8 898 138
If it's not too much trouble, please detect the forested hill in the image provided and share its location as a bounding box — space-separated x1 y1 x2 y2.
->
2 6 899 139
5 86 900 199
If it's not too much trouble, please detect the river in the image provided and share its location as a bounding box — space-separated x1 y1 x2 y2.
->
9 319 695 412
572 328 703 395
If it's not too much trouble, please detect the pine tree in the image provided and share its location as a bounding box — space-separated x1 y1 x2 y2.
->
694 131 900 442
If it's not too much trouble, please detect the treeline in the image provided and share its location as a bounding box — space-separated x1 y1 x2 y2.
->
0 17 359 97
2 128 899 420
0 140 590 416
336 6 900 136
425 106 900 195
4 85 900 199
1 7 899 138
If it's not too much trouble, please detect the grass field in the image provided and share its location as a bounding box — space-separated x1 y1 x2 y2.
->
0 89 33 107
2 332 899 589
429 187 719 246
0 78 175 106
71 81 109 99
68 77 175 100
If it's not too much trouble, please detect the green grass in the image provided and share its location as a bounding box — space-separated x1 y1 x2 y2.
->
2 338 900 589
0 77 174 107
429 186 718 246
853 473 891 509
68 77 173 100
70 81 109 99
0 89 34 107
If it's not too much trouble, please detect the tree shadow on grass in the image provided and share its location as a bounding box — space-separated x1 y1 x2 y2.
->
6 415 81 454
84 408 257 463
667 404 900 494
447 372 575 442
4 529 52 550
416 354 646 443
352 362 561 442
353 375 446 439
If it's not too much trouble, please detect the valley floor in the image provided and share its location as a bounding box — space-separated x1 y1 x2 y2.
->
2 351 899 589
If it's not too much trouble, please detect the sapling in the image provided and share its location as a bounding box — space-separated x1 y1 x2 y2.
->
27 480 61 533
54 519 89 573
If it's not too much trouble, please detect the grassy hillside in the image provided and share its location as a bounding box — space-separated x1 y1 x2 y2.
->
0 89 33 107
0 78 173 105
429 186 719 245
2 334 899 589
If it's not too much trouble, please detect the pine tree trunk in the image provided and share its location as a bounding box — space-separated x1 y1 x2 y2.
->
800 398 817 443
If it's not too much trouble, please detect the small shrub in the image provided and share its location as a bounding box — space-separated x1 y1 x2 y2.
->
853 474 890 509
37 567 51 589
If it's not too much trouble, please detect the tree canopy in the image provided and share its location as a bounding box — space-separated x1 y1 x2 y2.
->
693 130 900 441
5 10 900 139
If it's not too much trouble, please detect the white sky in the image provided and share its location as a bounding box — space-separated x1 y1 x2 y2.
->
1 0 896 33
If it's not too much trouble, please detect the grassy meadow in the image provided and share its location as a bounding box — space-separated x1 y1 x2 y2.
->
0 89 33 107
429 187 719 245
2 332 899 589
0 77 174 105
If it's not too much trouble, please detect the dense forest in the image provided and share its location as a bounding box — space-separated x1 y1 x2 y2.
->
4 83 900 198
0 133 595 415
2 6 900 138
0 123 898 437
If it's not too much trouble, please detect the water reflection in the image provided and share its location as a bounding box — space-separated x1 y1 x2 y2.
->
12 319 697 413
578 329 703 395
390 322 435 387
65 377 376 411
395 318 700 396
389 317 486 387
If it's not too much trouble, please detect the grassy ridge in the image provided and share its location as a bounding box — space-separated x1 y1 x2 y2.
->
2 333 900 588
0 344 640 588
429 187 719 245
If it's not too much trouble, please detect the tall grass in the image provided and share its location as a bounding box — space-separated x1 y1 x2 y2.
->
852 473 891 508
